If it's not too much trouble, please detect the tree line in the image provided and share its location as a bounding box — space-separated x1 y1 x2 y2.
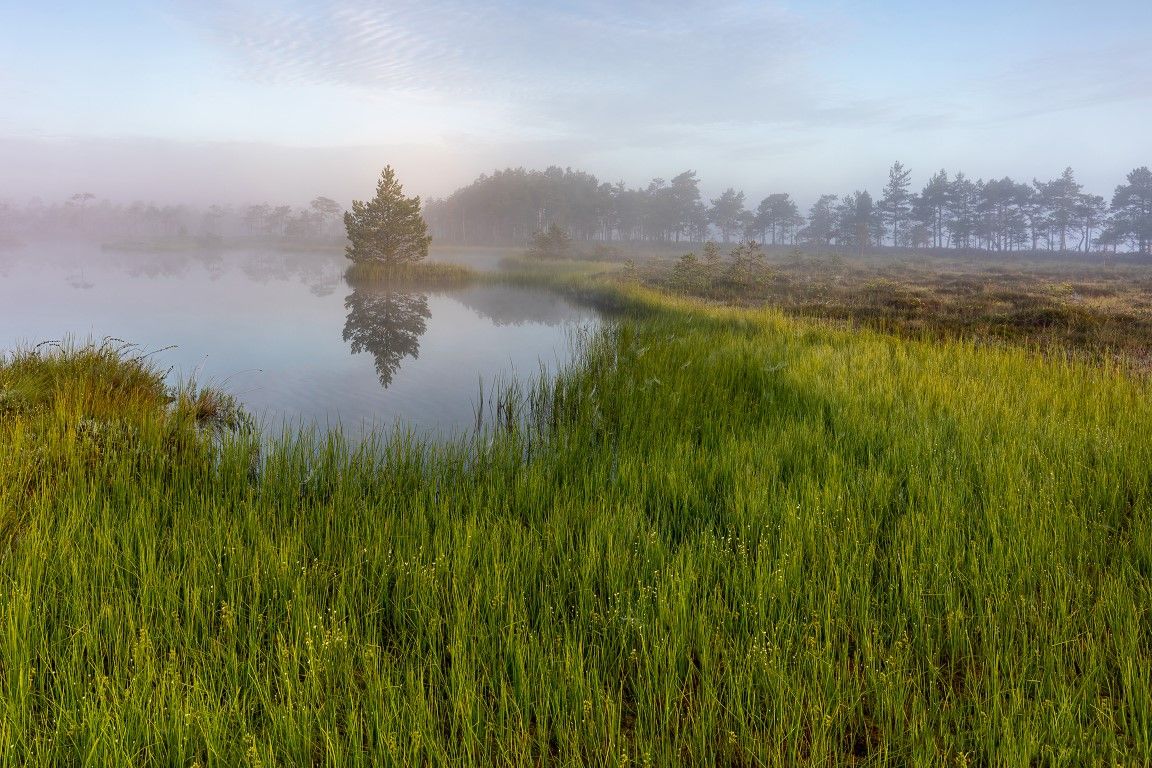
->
3 164 1148 256
0 196 346 242
424 164 1152 255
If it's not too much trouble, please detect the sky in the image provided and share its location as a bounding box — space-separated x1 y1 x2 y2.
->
1 0 1150 207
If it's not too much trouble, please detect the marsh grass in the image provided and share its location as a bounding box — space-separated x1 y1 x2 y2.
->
344 260 477 287
630 248 1152 367
0 292 1150 765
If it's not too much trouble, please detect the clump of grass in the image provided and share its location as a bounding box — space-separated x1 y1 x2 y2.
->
1 297 1150 764
0 338 251 546
344 259 477 286
172 386 254 435
0 338 171 420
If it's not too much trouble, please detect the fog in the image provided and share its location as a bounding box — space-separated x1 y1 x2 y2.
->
3 1 1149 212
0 135 561 208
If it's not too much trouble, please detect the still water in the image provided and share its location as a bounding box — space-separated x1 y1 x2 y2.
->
0 242 600 438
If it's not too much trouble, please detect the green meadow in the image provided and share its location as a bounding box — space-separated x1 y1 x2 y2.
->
1 277 1149 765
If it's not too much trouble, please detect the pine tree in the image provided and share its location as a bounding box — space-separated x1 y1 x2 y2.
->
1110 167 1152 255
1034 167 1083 252
915 169 950 248
754 193 801 245
708 189 746 243
528 223 572 259
344 167 431 267
946 174 978 249
801 195 837 245
880 161 913 246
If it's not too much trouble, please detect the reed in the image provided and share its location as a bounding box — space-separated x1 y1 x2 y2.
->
344 260 477 287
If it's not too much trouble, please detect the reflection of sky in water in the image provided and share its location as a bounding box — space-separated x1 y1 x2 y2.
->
0 243 600 440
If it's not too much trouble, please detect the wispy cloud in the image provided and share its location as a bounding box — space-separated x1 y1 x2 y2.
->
184 1 462 90
175 0 869 138
12 0 1147 206
978 43 1152 120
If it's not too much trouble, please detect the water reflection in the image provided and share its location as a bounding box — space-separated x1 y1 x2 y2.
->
309 275 340 297
452 284 597 327
67 270 95 290
2 242 601 437
342 289 431 387
99 245 337 290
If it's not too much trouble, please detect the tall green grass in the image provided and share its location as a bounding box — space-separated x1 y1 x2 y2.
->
0 295 1149 765
344 260 477 287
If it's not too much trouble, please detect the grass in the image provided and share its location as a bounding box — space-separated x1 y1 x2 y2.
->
1 281 1150 764
345 259 478 287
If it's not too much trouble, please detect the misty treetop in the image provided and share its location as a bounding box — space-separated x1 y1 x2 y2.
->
421 167 707 245
0 195 347 244
344 166 431 267
423 163 1152 255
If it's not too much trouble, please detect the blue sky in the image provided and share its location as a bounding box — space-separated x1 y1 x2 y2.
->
1 0 1149 205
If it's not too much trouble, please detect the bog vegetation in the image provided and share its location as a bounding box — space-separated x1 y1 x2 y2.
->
2 263 1150 764
629 244 1152 367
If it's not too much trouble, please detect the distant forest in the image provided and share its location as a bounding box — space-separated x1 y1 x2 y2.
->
2 165 1149 256
0 197 347 245
425 164 1152 255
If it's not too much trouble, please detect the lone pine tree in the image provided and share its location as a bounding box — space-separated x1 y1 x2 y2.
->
344 166 432 267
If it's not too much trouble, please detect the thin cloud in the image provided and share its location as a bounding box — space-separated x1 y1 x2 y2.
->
185 1 460 90
176 0 857 129
977 43 1152 120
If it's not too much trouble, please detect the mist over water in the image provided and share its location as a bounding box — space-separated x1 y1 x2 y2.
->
0 243 599 439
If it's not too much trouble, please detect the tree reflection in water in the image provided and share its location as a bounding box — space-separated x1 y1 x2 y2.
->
342 289 431 387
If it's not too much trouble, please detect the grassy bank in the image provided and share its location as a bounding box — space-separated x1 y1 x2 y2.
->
1 285 1150 764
